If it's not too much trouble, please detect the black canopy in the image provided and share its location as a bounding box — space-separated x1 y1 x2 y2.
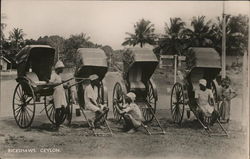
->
186 47 221 70
75 48 108 81
186 47 221 84
123 47 158 82
16 45 55 81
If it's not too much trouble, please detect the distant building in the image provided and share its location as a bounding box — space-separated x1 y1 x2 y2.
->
0 56 11 71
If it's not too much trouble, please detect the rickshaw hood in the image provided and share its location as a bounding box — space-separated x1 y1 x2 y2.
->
15 45 55 81
186 47 221 70
76 48 107 67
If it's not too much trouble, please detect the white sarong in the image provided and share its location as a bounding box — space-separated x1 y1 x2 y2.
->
50 72 67 109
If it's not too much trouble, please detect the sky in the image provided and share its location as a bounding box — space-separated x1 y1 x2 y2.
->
2 0 249 50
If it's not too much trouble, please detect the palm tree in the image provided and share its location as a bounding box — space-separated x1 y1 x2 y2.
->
183 16 213 47
211 14 248 56
63 33 97 66
1 14 7 42
154 17 187 56
1 24 6 42
9 28 25 50
122 19 156 48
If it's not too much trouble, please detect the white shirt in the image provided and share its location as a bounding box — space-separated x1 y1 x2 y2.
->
84 84 98 109
124 103 143 121
195 88 214 116
195 88 213 106
49 71 67 108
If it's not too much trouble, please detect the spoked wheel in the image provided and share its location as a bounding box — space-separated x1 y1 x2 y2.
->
13 83 36 128
112 82 125 121
170 82 185 125
65 88 73 125
144 81 157 123
45 90 70 125
187 110 191 119
210 81 218 106
44 96 56 124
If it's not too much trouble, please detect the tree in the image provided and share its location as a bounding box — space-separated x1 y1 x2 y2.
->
122 19 156 48
101 45 113 57
1 14 8 57
154 17 187 56
183 16 213 47
37 36 50 45
1 14 7 43
64 33 90 49
25 38 40 45
1 23 6 43
63 33 100 66
101 45 113 67
9 28 25 51
47 35 65 61
211 14 248 56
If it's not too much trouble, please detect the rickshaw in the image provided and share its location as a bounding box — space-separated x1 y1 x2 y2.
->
170 47 228 136
66 48 112 136
13 45 73 128
112 47 165 135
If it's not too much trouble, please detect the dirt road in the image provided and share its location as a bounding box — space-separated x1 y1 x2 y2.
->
0 71 248 159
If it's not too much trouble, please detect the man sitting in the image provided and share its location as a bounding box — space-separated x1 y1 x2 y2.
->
195 79 219 126
84 74 108 128
116 92 143 133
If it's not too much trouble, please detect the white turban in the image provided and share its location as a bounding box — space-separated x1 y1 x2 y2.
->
199 79 207 87
88 74 99 81
126 92 136 102
55 60 65 69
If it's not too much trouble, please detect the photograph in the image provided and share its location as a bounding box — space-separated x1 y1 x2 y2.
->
0 0 249 159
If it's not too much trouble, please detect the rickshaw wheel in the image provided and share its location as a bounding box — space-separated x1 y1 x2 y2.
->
211 81 218 104
187 110 191 119
65 89 73 125
144 81 156 123
44 96 56 124
45 94 68 125
170 82 185 125
13 83 36 128
112 82 124 121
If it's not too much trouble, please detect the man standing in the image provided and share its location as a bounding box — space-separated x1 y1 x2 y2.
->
220 78 237 123
49 60 67 128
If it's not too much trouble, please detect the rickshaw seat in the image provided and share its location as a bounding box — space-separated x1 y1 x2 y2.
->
23 72 54 96
26 72 47 85
128 66 145 90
